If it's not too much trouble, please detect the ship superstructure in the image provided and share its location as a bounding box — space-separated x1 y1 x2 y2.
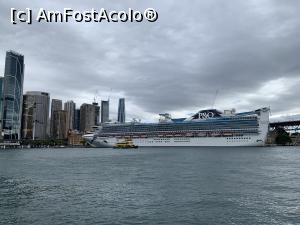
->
83 107 270 147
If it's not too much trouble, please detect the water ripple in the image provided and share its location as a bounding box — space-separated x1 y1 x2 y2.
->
0 147 300 225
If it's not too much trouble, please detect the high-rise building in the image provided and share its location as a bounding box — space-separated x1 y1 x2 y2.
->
2 51 25 140
117 98 125 123
52 110 67 139
21 92 50 140
101 100 109 123
50 99 62 137
93 102 100 126
80 103 98 132
64 100 76 132
74 109 80 131
46 118 50 137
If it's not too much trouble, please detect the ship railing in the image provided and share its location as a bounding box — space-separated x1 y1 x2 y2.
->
98 128 259 138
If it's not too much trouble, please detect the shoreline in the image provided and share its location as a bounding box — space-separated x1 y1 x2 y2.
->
1 144 299 150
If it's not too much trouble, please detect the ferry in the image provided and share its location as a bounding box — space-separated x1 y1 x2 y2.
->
83 107 270 147
113 138 138 149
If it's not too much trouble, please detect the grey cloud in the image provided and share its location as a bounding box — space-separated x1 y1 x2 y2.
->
0 0 299 120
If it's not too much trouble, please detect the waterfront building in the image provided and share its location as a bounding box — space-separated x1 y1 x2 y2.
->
80 103 98 132
52 110 67 139
21 91 50 140
74 109 80 131
2 51 25 140
101 100 109 123
50 99 62 137
64 100 76 132
68 130 84 146
117 98 125 123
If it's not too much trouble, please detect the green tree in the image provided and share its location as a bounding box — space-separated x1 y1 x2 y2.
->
275 127 292 145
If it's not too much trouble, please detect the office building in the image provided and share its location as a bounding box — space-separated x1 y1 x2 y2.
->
50 99 62 137
21 92 50 140
93 102 100 125
101 100 109 123
80 103 98 132
2 51 25 140
117 98 125 123
52 110 67 139
64 100 76 132
74 109 80 131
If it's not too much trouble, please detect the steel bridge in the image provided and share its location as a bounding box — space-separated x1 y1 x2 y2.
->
270 120 300 132
269 120 300 145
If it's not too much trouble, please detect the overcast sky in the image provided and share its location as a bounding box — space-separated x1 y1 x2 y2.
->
0 0 300 122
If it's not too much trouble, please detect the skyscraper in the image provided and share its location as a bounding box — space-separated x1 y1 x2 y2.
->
80 103 97 132
52 110 67 139
50 99 62 137
93 102 100 126
64 100 76 132
117 98 125 123
74 109 80 131
21 92 50 140
101 100 109 123
2 51 25 140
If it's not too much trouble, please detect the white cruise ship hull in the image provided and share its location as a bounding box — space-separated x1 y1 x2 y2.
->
88 135 266 147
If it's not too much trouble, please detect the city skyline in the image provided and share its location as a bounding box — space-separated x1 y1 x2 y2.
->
0 50 126 141
1 1 300 122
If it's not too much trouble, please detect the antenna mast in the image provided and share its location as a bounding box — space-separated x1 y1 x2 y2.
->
93 90 99 103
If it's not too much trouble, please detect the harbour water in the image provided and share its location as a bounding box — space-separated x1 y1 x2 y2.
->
0 147 300 225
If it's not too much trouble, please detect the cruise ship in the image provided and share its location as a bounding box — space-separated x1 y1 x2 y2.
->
83 107 270 147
